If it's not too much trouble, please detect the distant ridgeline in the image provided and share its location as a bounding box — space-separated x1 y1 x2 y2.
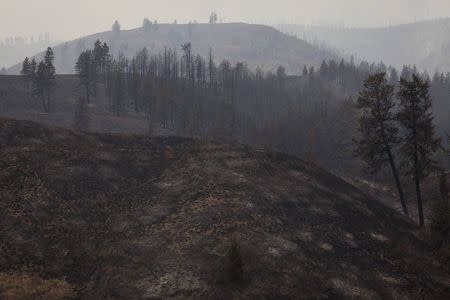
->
279 18 450 72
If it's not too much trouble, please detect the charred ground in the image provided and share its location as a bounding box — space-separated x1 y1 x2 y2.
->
0 118 449 299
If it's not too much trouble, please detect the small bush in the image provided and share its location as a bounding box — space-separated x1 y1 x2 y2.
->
73 97 90 132
227 240 244 283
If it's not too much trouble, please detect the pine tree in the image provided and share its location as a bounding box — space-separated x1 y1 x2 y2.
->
356 73 409 215
143 18 152 33
100 42 111 81
29 58 37 95
92 40 104 97
302 65 308 77
34 61 46 109
397 74 441 226
21 57 31 89
42 47 56 112
209 12 218 24
112 20 121 36
75 50 93 103
21 57 30 75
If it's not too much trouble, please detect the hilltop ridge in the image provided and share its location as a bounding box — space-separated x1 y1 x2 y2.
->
7 22 335 75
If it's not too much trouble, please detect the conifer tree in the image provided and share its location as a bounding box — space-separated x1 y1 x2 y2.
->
75 50 93 103
92 40 104 97
21 57 30 75
29 58 37 95
397 74 441 226
143 18 152 33
356 73 408 215
112 20 121 36
34 61 46 110
21 57 31 89
100 42 111 81
209 12 218 24
302 65 308 77
42 47 56 112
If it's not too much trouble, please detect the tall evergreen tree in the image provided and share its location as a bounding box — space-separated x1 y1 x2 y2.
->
21 57 30 75
209 12 218 24
21 57 31 89
397 74 441 226
112 20 121 36
100 42 111 81
75 50 93 103
42 47 56 112
29 58 37 95
356 73 408 215
34 61 46 109
302 65 308 77
92 40 104 97
143 18 152 33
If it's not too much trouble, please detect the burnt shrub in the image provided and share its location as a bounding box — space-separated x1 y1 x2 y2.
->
227 240 244 283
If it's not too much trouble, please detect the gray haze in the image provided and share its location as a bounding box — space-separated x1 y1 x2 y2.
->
1 0 450 40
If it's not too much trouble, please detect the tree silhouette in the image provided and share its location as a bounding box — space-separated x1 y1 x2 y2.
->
75 50 94 103
397 74 441 226
112 20 121 36
21 57 31 90
356 73 408 215
209 12 218 25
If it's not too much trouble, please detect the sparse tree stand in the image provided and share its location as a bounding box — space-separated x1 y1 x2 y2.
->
397 74 441 226
356 73 409 215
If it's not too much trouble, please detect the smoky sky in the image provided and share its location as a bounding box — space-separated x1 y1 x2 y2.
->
1 0 450 40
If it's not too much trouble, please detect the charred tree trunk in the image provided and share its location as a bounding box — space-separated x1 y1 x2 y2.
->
386 146 409 215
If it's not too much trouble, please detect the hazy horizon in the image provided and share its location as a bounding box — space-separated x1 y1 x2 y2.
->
1 0 450 41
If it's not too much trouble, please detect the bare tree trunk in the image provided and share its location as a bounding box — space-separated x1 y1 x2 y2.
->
86 83 90 104
47 89 50 112
414 152 425 226
386 146 409 215
42 94 46 112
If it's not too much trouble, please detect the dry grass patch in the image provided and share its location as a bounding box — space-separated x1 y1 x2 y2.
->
0 273 75 300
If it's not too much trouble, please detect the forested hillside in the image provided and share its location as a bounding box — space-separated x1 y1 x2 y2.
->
3 41 449 174
7 23 335 75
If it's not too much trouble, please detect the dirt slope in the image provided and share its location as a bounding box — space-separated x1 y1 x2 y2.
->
0 118 448 299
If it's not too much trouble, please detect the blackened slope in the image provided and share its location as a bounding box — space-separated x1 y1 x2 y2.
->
0 118 448 299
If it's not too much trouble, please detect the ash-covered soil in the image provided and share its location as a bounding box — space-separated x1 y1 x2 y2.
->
0 118 448 299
